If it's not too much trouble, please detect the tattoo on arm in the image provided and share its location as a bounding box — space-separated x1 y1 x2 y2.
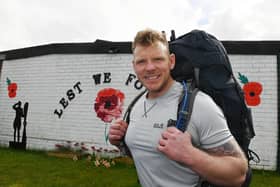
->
206 139 244 158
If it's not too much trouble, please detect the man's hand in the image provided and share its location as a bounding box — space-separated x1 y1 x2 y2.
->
108 119 128 146
157 127 195 166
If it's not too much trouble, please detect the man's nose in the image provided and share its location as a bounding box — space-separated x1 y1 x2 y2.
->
145 61 156 70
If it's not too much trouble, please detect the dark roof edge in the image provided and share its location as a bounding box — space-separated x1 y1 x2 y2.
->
0 39 132 60
222 41 280 55
1 40 280 60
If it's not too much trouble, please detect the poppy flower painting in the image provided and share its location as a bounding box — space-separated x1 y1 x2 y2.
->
94 88 125 123
6 77 18 98
243 82 263 106
238 72 263 106
94 88 125 144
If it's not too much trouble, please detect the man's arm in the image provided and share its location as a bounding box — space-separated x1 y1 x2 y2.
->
158 127 248 187
194 138 248 187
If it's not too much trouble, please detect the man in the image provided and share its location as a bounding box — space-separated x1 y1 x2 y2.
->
109 28 247 187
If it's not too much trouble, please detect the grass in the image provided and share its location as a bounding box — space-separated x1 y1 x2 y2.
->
0 147 280 187
0 147 140 187
250 169 280 187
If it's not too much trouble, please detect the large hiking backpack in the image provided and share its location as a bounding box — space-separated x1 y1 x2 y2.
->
169 29 257 163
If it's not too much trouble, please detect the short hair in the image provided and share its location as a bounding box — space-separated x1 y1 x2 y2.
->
132 28 169 52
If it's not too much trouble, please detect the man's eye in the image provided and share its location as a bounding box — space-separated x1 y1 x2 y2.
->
154 58 163 62
136 60 145 64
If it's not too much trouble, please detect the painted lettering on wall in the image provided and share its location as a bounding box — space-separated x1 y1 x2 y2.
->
92 72 112 85
53 72 143 119
125 73 143 90
54 82 83 118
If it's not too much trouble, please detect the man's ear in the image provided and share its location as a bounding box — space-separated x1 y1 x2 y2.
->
170 53 176 70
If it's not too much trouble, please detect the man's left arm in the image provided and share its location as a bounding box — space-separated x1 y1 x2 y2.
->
158 127 248 187
195 138 248 187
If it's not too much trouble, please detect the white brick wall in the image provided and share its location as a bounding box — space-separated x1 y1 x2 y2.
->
0 54 144 153
229 55 278 170
0 53 278 170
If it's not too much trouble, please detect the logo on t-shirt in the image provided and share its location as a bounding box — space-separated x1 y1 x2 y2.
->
153 123 164 129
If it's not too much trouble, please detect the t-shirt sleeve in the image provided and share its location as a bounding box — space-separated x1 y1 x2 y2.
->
191 91 233 149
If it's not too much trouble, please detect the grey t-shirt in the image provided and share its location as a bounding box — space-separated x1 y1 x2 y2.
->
125 81 232 187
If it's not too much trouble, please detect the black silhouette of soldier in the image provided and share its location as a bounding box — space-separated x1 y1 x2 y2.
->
13 101 24 142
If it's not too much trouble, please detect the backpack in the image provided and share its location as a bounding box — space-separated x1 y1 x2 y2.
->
169 29 258 163
168 29 260 187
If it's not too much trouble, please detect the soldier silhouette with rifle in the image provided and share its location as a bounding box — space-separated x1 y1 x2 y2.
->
11 101 29 149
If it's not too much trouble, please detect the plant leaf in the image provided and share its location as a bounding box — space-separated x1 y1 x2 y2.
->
238 72 249 84
6 77 11 85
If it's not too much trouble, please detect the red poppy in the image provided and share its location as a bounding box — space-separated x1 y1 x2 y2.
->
7 78 17 98
55 144 63 148
81 146 88 151
243 82 262 106
94 88 125 123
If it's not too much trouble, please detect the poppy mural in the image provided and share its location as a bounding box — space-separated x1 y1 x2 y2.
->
10 101 29 150
94 88 125 144
6 77 18 98
238 72 263 106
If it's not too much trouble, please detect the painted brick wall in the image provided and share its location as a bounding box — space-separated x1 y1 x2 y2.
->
229 55 278 170
0 53 278 170
0 54 143 154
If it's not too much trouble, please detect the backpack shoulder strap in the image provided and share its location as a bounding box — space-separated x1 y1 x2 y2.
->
120 89 146 156
184 87 199 131
123 89 147 124
175 81 199 132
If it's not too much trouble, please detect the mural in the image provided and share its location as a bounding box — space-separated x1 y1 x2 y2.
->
238 72 263 106
13 101 24 142
6 77 30 149
49 72 141 157
10 101 29 150
50 72 142 156
6 77 17 98
94 88 125 144
3 71 262 153
54 81 83 119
